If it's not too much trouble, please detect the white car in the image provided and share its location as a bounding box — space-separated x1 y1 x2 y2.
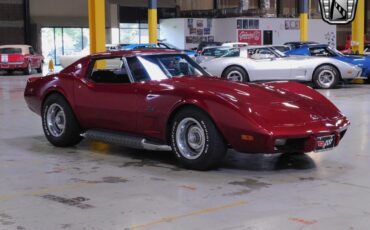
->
200 46 362 89
222 42 248 48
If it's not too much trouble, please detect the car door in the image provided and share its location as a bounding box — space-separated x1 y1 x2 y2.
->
247 48 292 80
74 57 138 133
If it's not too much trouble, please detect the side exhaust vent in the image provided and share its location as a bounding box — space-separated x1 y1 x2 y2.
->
83 130 172 151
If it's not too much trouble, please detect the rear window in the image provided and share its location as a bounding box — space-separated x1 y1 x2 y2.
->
0 48 22 54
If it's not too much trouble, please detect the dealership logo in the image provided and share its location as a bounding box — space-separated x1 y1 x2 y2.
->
319 0 358 24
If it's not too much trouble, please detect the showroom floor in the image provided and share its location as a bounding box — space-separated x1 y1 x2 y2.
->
0 71 369 230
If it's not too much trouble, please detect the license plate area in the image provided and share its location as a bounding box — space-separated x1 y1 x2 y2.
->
315 135 335 152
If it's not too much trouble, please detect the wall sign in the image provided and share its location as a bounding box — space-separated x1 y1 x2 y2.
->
238 30 262 45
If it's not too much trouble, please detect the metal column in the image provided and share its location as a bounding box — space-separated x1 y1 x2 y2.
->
88 0 106 54
299 0 309 42
148 0 158 44
352 0 365 54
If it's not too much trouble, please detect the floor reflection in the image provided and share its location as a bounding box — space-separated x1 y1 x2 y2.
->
222 151 316 171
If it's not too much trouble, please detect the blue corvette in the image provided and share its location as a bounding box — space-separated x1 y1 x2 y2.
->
286 44 370 81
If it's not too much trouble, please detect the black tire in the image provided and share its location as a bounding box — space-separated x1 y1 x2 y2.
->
42 94 83 147
23 63 32 75
222 66 249 82
312 65 339 89
170 107 227 170
36 64 43 74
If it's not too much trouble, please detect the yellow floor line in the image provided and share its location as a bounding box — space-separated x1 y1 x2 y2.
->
129 200 247 230
0 183 94 202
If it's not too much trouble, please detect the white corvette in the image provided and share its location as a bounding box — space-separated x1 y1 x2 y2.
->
200 46 362 89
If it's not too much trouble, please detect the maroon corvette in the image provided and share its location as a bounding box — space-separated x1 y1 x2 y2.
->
24 49 349 170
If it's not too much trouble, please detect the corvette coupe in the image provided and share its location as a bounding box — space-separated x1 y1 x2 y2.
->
24 49 350 170
286 44 370 83
200 46 362 89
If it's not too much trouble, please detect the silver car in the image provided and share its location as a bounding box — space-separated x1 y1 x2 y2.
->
200 46 362 89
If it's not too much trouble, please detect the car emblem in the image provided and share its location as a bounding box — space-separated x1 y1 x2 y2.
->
319 0 358 24
310 114 320 120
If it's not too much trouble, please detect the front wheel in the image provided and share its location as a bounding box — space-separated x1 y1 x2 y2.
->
222 66 249 82
170 108 227 170
42 94 83 147
312 65 339 89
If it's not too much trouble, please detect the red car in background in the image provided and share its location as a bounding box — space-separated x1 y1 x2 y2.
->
0 45 43 75
24 49 349 170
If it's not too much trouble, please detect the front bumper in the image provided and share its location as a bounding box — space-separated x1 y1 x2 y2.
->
231 117 350 154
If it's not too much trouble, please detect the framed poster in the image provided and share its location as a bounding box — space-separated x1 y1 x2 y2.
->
237 30 262 45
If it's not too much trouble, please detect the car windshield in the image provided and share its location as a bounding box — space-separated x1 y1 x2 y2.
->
0 48 22 54
327 46 344 56
129 54 209 81
222 48 240 57
270 47 288 57
203 47 231 57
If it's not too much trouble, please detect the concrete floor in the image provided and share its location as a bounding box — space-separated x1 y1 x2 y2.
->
0 71 369 230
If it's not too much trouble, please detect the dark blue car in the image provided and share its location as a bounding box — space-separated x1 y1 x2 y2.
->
286 44 370 81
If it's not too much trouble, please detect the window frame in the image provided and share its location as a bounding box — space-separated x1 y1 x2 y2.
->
86 56 135 84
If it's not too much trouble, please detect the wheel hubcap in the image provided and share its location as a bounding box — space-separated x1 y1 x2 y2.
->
226 71 243 82
176 118 206 160
318 70 335 88
46 104 66 137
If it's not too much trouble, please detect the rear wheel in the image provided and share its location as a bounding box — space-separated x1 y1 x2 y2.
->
170 108 227 170
23 63 32 75
222 66 249 82
42 94 83 147
312 65 339 89
36 63 43 74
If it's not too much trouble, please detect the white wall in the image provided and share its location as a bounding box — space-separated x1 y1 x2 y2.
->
160 17 336 49
160 18 186 49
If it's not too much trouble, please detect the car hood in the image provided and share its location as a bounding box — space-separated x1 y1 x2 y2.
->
169 77 341 127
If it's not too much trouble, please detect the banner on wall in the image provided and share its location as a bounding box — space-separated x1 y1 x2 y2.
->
237 30 262 45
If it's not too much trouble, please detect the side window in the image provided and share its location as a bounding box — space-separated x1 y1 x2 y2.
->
126 57 151 82
250 48 276 60
89 57 131 84
310 48 333 57
29 47 35 55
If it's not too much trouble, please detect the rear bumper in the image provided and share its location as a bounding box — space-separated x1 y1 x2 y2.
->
0 62 27 70
231 117 350 154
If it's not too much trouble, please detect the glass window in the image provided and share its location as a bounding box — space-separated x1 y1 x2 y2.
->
127 54 208 81
119 23 160 44
0 48 22 54
41 27 90 66
90 57 131 84
63 28 83 56
310 47 335 57
223 49 240 57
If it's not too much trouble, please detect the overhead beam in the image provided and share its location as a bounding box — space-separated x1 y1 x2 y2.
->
148 0 158 44
299 0 309 42
352 0 365 54
88 0 106 54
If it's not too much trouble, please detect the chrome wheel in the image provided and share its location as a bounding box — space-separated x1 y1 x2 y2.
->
318 70 335 88
175 118 206 160
226 71 244 82
46 103 66 137
28 63 32 74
